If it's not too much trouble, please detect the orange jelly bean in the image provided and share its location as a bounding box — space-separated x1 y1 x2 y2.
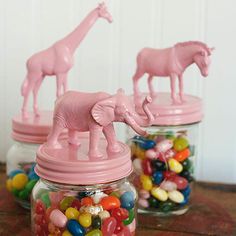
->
100 196 121 210
174 148 190 162
81 197 93 206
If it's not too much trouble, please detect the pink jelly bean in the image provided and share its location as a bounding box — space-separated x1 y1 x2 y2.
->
160 180 177 192
138 198 149 208
172 176 188 190
165 149 176 159
155 139 173 153
145 149 157 159
139 189 150 199
102 217 117 236
49 209 67 228
127 219 136 233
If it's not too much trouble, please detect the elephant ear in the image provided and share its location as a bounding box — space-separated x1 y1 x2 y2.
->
91 99 115 127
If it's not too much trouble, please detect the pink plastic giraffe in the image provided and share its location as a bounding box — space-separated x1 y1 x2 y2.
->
21 2 113 118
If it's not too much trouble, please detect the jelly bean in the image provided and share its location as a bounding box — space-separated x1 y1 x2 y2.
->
25 179 37 192
92 215 102 229
117 226 131 236
168 158 183 173
6 179 13 192
140 174 153 191
92 192 108 204
120 191 135 210
182 158 192 171
114 221 124 234
28 171 40 181
78 191 96 200
12 173 28 190
174 148 191 162
134 146 145 159
148 196 159 208
100 196 121 210
49 192 64 207
8 169 24 179
19 189 29 200
98 210 110 220
111 208 129 221
101 217 117 236
48 222 61 235
181 185 191 198
168 190 184 203
62 230 73 236
132 159 143 174
35 199 46 215
155 139 173 153
159 201 175 212
85 229 102 236
45 206 57 223
142 159 153 175
145 149 157 159
165 149 176 159
151 187 168 201
80 205 103 215
135 137 156 150
166 131 175 139
179 197 189 206
139 189 150 199
41 192 51 208
152 171 163 185
173 137 189 151
81 197 93 206
123 208 134 226
65 207 80 220
12 188 20 197
180 170 194 182
127 218 136 233
67 219 85 236
50 209 67 228
172 176 188 190
151 159 167 171
69 199 80 210
78 212 92 228
138 198 149 208
163 171 177 179
155 134 166 142
160 180 177 192
60 196 75 211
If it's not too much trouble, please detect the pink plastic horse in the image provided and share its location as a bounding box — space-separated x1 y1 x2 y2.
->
21 2 112 118
133 41 214 104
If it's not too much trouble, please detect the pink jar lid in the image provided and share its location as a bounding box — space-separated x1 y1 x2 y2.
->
12 111 55 144
134 92 203 126
35 135 132 185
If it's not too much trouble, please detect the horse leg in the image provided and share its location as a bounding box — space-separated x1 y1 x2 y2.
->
178 74 185 103
147 75 157 98
56 73 66 98
170 74 178 104
132 68 144 98
33 76 44 117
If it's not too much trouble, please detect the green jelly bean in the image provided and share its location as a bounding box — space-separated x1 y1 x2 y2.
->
182 159 192 171
40 192 51 208
110 191 120 198
148 196 159 208
12 188 20 197
60 196 75 211
85 229 102 236
159 201 175 213
25 179 38 192
92 215 101 229
166 131 175 140
19 189 29 200
123 208 135 226
174 137 189 152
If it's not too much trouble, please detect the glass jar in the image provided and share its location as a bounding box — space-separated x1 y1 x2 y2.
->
6 111 56 209
127 92 203 216
32 136 137 236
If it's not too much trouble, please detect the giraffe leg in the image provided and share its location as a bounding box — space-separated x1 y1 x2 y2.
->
132 68 144 98
63 75 68 94
33 76 44 117
147 75 157 97
56 73 66 98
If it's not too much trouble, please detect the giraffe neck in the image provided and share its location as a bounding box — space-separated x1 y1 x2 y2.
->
61 8 99 54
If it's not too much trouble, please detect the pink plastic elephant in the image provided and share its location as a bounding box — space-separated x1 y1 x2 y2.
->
46 89 154 158
133 41 214 104
21 2 112 118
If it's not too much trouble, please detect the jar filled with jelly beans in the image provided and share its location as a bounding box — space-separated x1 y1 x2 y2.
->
6 111 61 209
127 93 203 216
32 137 137 236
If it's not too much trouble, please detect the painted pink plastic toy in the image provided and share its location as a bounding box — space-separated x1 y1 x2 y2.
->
46 89 154 158
133 41 214 104
21 2 113 118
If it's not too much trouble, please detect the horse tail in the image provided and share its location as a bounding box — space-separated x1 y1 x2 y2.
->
21 77 29 96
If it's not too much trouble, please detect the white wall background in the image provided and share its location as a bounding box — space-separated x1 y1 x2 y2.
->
0 0 236 183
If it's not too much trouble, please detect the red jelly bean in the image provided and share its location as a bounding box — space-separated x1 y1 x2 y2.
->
100 196 121 210
174 148 191 162
71 199 81 210
35 199 46 215
81 197 93 206
114 221 124 234
142 159 152 175
111 208 129 221
163 171 177 179
117 226 132 236
102 217 117 236
172 176 188 190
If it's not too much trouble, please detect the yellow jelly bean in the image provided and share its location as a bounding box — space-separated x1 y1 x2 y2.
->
151 187 168 201
78 212 92 228
136 146 145 159
140 174 153 191
62 230 72 236
12 173 28 190
168 190 184 203
6 179 13 192
85 229 102 236
65 207 80 219
168 158 183 173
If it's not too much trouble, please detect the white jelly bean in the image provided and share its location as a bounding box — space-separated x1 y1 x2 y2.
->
168 190 184 203
160 180 177 192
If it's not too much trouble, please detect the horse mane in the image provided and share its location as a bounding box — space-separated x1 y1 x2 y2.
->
175 41 211 55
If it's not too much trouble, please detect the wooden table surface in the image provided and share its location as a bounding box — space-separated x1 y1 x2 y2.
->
0 164 236 236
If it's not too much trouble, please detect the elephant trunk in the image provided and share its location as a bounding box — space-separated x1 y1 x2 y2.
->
125 114 147 137
133 96 155 127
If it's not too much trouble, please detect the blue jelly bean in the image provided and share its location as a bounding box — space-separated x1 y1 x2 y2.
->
28 171 39 181
67 219 85 236
179 196 189 206
132 136 156 150
9 169 24 179
120 191 135 210
181 185 191 198
152 171 163 185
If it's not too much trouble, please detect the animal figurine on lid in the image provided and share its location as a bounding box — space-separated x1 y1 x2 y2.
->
132 41 214 104
46 89 154 158
21 2 113 118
